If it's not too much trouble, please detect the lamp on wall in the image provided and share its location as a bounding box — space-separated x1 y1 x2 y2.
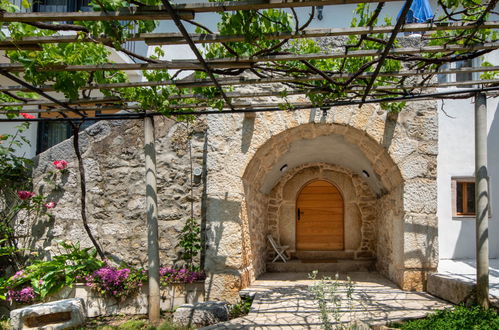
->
316 6 324 21
280 164 289 173
362 170 370 178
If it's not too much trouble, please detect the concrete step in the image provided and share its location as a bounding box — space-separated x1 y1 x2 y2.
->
266 259 375 273
294 250 355 260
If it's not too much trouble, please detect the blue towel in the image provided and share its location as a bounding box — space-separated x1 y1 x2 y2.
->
399 0 434 23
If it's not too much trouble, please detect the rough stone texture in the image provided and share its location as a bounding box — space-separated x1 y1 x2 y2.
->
268 163 377 257
206 99 438 301
173 301 229 327
10 298 85 330
46 283 204 317
207 272 451 329
24 88 439 303
23 117 206 268
427 273 475 304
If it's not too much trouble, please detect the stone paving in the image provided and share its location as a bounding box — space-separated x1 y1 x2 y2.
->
204 272 451 329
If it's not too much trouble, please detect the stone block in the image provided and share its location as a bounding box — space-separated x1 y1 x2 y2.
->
427 273 474 304
10 298 85 330
173 301 229 327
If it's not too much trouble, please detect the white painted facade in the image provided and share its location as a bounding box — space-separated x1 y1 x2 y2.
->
437 50 499 259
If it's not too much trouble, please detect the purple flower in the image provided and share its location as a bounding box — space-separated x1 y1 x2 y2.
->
7 286 36 304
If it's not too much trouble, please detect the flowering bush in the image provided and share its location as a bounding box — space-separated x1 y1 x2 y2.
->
6 286 36 304
85 265 146 301
1 242 104 304
159 267 205 286
19 113 35 119
16 190 35 200
52 160 68 170
44 201 56 209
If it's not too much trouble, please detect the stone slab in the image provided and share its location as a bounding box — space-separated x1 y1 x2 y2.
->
427 273 474 304
10 298 85 330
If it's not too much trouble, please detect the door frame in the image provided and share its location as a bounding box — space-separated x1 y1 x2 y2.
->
295 179 345 251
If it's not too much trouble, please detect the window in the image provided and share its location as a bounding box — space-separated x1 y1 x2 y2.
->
454 179 475 216
36 107 118 154
437 58 480 87
33 0 91 13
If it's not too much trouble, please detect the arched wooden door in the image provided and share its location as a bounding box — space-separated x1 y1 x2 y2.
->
296 180 344 251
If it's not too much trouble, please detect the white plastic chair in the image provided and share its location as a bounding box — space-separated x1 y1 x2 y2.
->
267 235 290 263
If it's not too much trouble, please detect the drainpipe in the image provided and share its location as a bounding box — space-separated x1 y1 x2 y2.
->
475 92 489 308
144 115 161 322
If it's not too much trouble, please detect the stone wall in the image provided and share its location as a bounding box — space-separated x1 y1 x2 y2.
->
268 162 377 258
205 100 438 301
23 117 207 268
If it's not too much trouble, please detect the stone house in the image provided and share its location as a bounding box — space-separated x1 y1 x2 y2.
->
23 91 492 302
2 0 498 304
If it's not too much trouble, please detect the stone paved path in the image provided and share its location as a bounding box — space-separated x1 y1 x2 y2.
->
204 272 450 329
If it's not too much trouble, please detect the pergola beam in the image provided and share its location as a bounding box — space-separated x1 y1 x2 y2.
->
0 8 194 22
2 86 499 119
0 42 496 73
0 0 400 23
0 66 496 94
3 78 499 109
2 21 497 50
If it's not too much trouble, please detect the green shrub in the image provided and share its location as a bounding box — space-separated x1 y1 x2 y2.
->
396 305 499 330
3 241 104 303
229 295 253 319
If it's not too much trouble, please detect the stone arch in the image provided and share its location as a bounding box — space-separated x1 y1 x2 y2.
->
242 122 403 196
205 104 438 301
267 162 377 260
240 122 403 283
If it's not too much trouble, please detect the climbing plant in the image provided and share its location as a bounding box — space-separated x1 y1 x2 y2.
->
0 0 495 115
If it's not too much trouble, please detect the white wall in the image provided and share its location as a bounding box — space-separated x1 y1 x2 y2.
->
0 121 38 159
437 91 499 260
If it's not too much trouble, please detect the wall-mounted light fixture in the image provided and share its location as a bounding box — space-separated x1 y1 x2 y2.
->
193 167 203 184
280 164 289 173
362 170 370 178
317 6 324 21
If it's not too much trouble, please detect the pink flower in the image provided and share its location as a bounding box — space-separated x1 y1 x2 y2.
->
17 191 35 200
52 160 68 170
20 113 35 119
44 202 56 209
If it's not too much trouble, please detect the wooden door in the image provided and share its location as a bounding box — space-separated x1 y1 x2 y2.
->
296 180 344 251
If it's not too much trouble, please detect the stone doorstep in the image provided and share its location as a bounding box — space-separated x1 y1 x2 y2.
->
266 259 375 273
426 273 475 304
10 298 85 330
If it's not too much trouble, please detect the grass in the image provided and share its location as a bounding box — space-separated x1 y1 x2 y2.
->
391 305 499 330
229 295 253 319
0 319 9 330
0 316 191 330
78 316 192 330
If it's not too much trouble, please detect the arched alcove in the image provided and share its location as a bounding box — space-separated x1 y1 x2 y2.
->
205 105 438 301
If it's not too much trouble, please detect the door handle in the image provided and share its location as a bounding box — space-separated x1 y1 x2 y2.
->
297 208 302 220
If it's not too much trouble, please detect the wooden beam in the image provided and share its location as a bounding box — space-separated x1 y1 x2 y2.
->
4 86 499 115
0 42 497 73
1 0 400 23
3 78 498 109
143 21 499 45
2 21 497 50
0 66 497 93
0 8 194 22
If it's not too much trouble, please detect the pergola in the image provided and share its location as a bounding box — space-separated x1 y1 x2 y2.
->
0 0 497 322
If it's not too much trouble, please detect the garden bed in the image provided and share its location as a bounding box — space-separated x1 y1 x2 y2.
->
49 282 205 317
